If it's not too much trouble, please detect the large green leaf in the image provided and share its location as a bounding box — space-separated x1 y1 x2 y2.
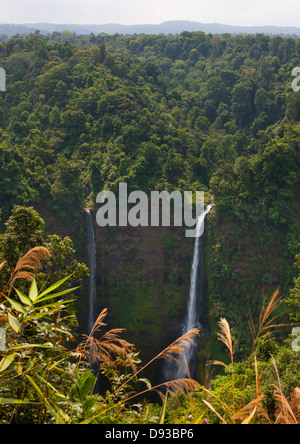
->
31 299 75 312
0 354 15 373
75 371 96 400
8 313 21 333
29 279 39 302
14 288 32 306
36 287 79 304
0 398 33 405
25 306 65 322
5 296 27 314
37 274 74 300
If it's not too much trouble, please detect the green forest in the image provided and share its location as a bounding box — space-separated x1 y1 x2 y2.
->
0 30 299 424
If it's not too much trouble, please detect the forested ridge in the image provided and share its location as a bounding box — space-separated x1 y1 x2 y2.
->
0 31 299 423
0 32 299 215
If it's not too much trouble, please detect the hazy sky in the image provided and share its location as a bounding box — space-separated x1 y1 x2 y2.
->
1 0 300 27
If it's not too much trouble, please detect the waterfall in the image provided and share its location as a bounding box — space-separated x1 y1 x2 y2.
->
85 209 97 334
164 205 212 381
184 204 212 334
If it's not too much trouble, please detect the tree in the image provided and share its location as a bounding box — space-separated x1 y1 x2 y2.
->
43 234 89 286
231 81 255 126
164 152 184 185
0 206 88 290
50 158 85 219
0 206 44 268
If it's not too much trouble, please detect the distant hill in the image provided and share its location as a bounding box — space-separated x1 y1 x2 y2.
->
1 20 300 36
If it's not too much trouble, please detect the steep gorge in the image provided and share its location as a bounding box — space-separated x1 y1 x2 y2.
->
82 209 203 381
36 201 204 379
37 196 297 381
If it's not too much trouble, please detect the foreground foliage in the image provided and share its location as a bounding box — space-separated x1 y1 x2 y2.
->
0 248 298 424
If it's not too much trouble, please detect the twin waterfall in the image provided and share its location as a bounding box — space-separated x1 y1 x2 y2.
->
85 205 212 381
164 205 212 381
85 209 97 334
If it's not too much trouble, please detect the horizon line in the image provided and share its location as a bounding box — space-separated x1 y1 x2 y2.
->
1 20 300 29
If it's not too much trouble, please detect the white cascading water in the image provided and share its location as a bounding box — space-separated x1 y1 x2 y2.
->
85 209 97 334
184 204 212 333
164 205 212 381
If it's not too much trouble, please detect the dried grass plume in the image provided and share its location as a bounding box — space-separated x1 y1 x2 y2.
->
9 246 50 287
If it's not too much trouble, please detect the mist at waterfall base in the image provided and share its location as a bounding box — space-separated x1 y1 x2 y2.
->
163 205 212 382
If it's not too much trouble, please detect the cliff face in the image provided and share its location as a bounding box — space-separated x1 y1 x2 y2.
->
36 200 297 382
91 211 195 375
36 202 198 379
205 209 298 362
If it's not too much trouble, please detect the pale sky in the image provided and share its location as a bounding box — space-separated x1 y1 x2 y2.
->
0 0 300 27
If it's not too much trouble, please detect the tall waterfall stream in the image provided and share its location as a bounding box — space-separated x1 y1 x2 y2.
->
163 205 212 381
